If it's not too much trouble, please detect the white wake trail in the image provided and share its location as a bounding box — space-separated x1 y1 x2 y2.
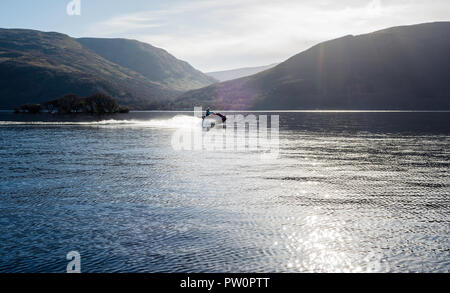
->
0 115 202 129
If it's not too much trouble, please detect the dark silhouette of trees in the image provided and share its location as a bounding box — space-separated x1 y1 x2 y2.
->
20 104 41 113
118 106 130 113
42 94 82 114
19 93 127 115
57 94 83 114
84 94 119 114
44 99 58 114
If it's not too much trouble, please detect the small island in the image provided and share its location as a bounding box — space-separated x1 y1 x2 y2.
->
14 93 130 114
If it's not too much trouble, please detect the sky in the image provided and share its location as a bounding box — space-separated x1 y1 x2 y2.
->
0 0 449 72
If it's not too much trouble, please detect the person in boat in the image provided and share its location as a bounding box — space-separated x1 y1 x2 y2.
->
202 108 226 123
202 109 213 119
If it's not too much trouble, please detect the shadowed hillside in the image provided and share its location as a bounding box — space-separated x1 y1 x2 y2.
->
77 38 217 91
177 22 450 110
0 29 216 109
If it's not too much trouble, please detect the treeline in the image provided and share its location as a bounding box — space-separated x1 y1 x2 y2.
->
15 93 130 114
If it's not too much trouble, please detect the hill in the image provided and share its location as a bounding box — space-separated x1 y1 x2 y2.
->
206 63 278 82
177 22 450 110
77 38 217 91
0 29 215 109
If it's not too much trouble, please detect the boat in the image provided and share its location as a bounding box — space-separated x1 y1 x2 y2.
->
202 112 227 130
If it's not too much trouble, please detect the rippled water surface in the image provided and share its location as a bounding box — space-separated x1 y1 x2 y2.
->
0 111 449 272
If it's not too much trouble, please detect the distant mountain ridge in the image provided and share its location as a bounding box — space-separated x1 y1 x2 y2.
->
0 29 215 109
177 22 450 110
206 63 279 82
2 22 450 111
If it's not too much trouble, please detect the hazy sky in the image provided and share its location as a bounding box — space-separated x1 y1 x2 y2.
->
1 0 449 71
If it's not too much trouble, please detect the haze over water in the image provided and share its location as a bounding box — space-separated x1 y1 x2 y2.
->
0 111 448 272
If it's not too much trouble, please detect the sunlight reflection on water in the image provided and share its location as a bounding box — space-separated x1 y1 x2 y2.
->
0 111 448 272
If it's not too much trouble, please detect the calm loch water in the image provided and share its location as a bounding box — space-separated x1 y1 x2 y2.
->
0 111 449 272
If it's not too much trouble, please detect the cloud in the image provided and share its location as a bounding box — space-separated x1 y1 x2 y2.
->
86 0 450 71
88 13 163 35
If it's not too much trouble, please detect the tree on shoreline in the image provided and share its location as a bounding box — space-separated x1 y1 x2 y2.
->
16 93 129 114
84 94 119 114
20 104 42 114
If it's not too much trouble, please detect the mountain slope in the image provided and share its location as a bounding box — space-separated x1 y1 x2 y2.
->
0 29 216 109
206 63 278 82
0 29 178 109
77 38 217 91
177 22 450 110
